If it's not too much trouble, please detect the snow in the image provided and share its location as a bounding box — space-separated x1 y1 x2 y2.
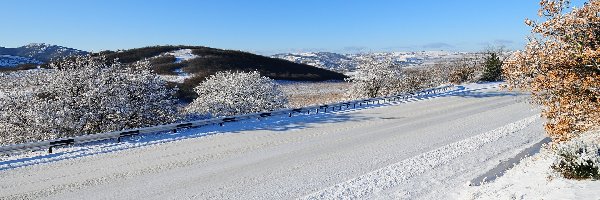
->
159 69 191 83
167 49 198 63
0 55 42 67
272 51 484 72
0 83 546 199
185 71 287 117
157 49 197 83
303 115 539 199
272 52 357 72
0 57 178 145
461 130 600 200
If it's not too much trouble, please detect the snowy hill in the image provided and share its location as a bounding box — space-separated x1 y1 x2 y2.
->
98 45 346 82
97 46 347 102
272 52 357 72
0 43 87 67
272 51 479 72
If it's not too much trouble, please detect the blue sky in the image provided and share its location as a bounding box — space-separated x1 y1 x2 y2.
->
0 0 586 54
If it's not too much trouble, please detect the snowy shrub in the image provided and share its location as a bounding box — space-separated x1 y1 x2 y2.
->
427 62 454 86
394 65 452 93
346 56 463 98
449 66 476 84
346 57 403 98
552 137 600 180
0 55 178 145
504 0 600 141
447 57 483 84
185 71 288 117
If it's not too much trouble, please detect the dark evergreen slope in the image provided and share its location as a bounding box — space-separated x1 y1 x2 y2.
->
96 45 348 102
97 45 347 81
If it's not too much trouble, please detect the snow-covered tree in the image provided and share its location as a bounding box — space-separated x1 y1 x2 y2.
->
396 68 439 93
185 71 288 117
0 55 178 145
447 57 483 84
346 57 403 98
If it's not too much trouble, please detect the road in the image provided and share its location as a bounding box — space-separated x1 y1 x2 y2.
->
0 84 545 199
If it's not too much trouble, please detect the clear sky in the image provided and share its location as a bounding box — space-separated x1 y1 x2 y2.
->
0 0 587 54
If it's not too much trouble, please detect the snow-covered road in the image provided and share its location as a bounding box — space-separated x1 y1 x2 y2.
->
0 84 545 199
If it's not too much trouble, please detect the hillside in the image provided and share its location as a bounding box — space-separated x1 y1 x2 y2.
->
272 52 358 72
98 46 346 80
272 51 483 72
0 43 87 67
95 45 348 101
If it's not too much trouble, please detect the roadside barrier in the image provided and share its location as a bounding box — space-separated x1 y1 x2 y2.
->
0 85 454 155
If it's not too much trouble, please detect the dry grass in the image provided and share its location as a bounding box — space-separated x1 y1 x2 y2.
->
279 81 350 108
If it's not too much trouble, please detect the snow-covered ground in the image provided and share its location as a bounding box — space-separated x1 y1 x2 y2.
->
158 49 197 83
166 49 198 63
461 130 600 200
0 83 547 199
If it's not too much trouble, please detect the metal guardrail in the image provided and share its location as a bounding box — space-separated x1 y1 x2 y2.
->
0 85 454 155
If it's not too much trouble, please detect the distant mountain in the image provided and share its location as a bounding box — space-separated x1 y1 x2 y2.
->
272 51 477 72
0 43 87 67
272 52 357 72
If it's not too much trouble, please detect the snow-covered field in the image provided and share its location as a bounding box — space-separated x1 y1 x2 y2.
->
278 81 350 108
0 83 548 199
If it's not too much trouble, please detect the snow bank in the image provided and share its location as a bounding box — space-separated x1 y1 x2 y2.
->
462 130 600 200
303 115 539 199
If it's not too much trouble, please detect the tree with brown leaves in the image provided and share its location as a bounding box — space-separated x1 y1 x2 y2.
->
504 0 600 141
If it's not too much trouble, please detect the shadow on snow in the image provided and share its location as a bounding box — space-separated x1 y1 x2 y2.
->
0 83 520 171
